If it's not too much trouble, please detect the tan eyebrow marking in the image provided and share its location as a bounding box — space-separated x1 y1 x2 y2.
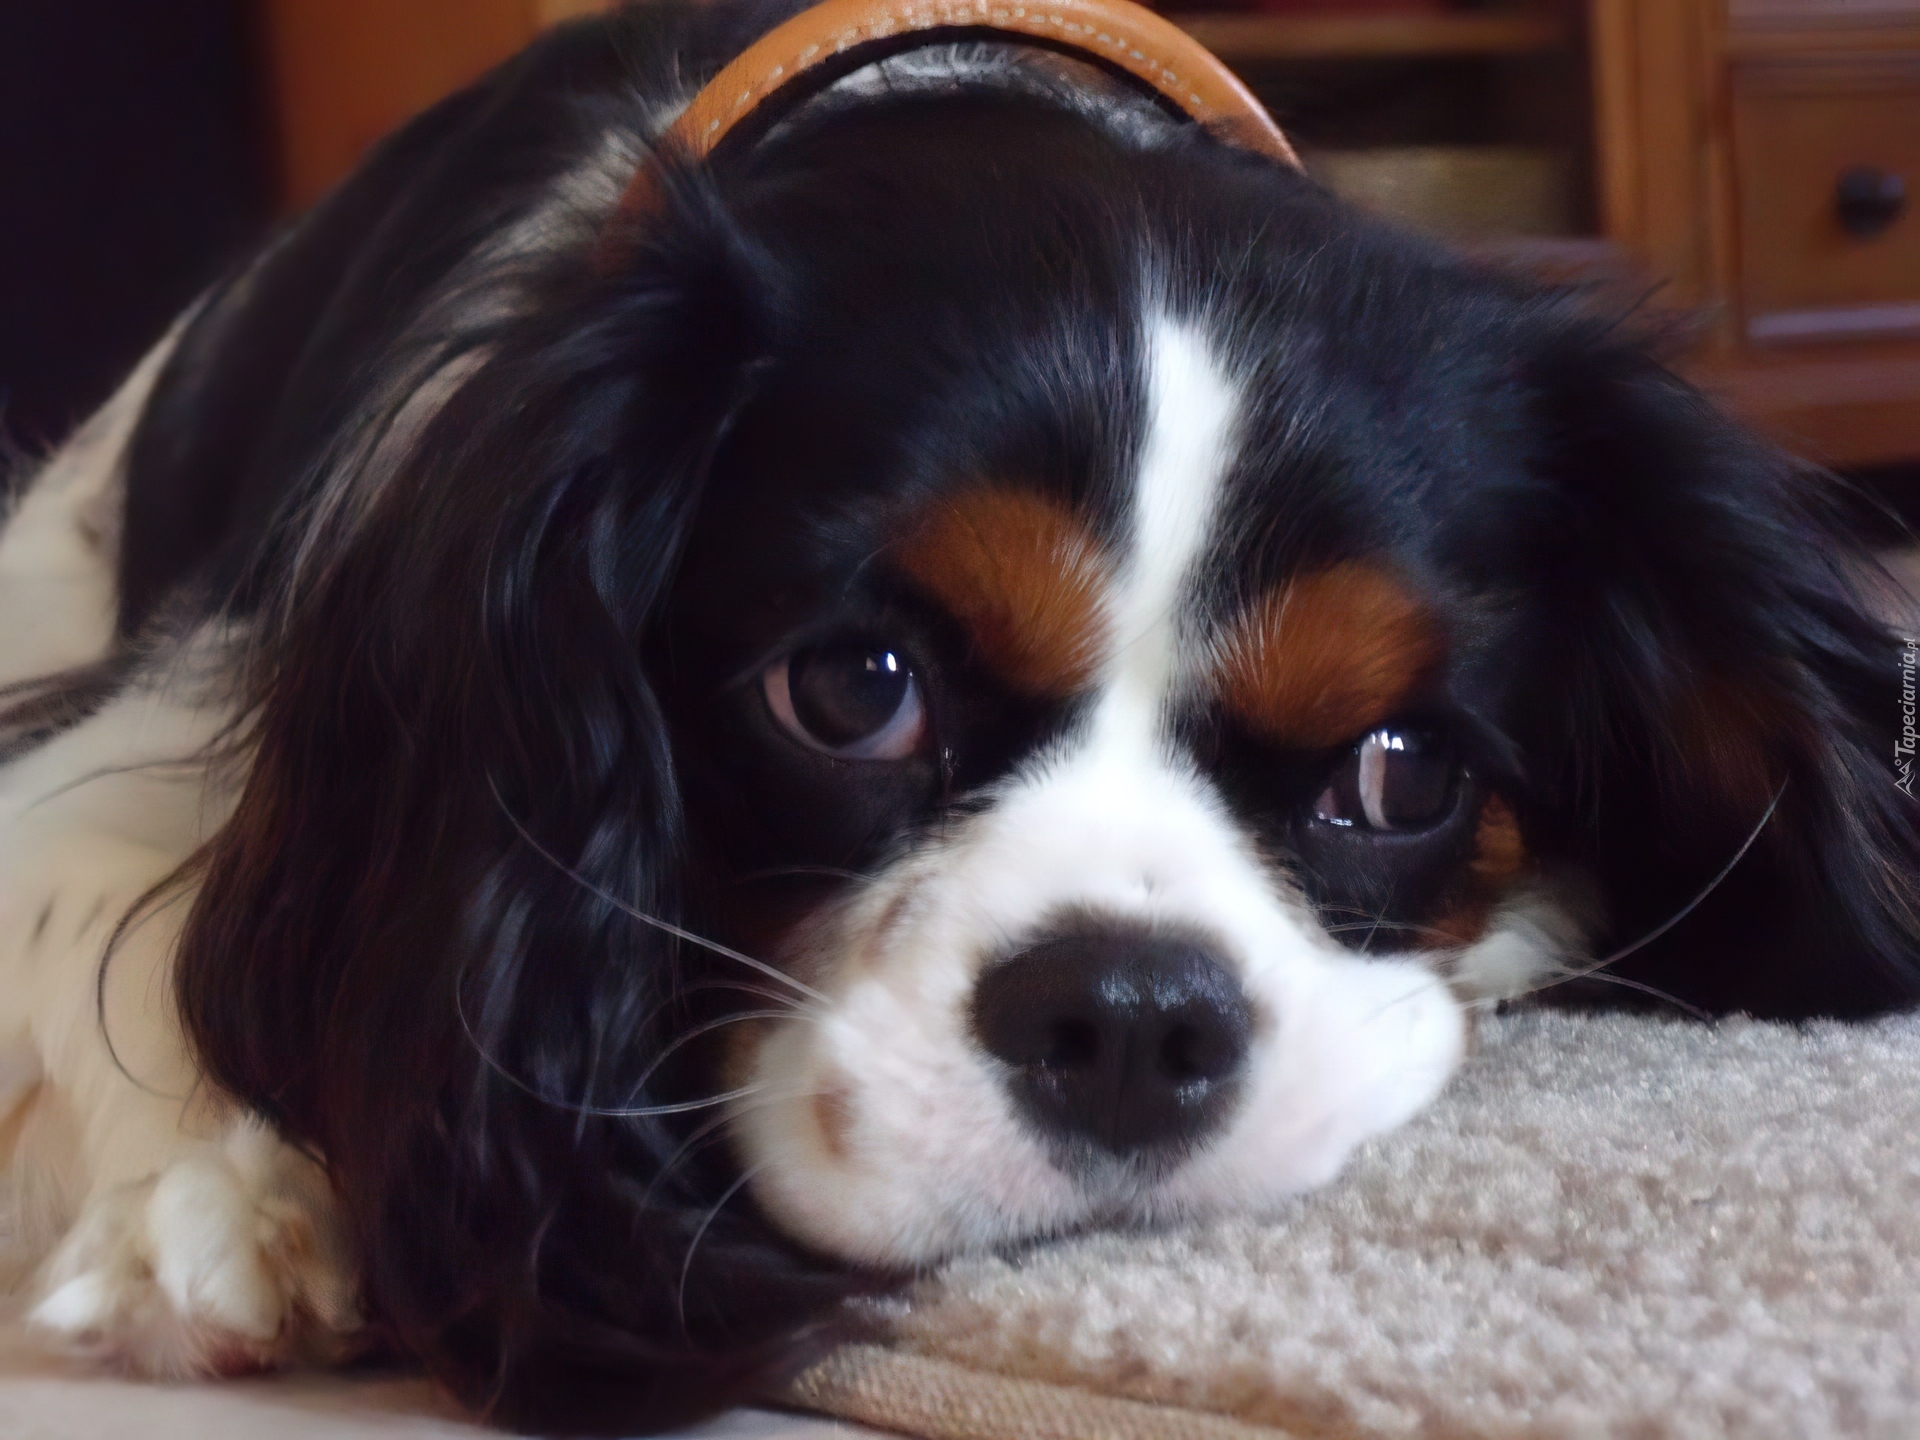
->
1211 561 1442 749
893 485 1112 698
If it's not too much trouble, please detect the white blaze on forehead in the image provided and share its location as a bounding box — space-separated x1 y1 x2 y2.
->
1102 314 1240 722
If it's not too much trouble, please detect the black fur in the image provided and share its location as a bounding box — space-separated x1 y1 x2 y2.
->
21 0 1903 1430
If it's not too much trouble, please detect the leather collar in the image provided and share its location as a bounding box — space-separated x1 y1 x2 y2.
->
611 0 1297 227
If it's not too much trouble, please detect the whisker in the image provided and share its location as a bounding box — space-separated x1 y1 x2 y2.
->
645 1106 747 1205
487 773 828 1006
1354 978 1451 1030
678 1162 767 1334
1322 918 1470 948
454 979 796 1119
642 1084 826 1207
1494 783 1785 1007
1469 967 1712 1021
615 1009 796 1110
1315 902 1405 956
626 980 807 1050
734 864 878 886
601 1085 768 1120
1320 785 1781 1020
1359 915 1384 955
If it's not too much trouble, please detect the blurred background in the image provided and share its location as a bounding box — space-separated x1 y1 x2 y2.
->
1 0 1915 514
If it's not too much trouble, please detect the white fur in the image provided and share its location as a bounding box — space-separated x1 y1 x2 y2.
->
29 1118 359 1376
0 657 359 1373
736 315 1478 1264
0 325 180 688
1454 880 1600 1003
0 342 358 1374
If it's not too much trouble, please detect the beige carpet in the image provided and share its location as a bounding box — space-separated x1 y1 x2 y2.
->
786 1007 1920 1440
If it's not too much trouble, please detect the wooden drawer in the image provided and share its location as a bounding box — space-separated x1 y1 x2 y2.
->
1731 58 1920 344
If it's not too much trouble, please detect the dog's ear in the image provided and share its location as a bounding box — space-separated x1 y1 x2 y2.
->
174 173 854 1433
1455 321 1920 1018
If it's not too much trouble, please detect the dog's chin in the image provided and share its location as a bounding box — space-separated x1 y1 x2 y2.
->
731 953 1465 1269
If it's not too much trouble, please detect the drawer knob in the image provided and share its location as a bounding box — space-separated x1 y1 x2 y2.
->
1835 167 1907 239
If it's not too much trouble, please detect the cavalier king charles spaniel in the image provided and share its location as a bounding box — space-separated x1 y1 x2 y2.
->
2 0 1915 1431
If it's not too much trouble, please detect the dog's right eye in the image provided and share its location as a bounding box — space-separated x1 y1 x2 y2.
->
763 644 929 760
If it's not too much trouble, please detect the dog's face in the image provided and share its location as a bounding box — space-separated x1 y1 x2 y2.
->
666 298 1487 1261
678 311 1483 1261
154 18 1918 1429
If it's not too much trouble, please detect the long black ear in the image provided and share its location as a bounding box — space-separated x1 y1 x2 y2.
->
1467 322 1919 1019
174 174 856 1434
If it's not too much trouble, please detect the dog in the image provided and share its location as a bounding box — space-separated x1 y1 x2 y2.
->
2 0 1915 1430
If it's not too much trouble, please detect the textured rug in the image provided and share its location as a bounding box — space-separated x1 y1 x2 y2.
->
786 1007 1920 1440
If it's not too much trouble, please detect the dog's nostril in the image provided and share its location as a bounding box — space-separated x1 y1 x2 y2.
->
1159 1023 1211 1083
970 930 1252 1158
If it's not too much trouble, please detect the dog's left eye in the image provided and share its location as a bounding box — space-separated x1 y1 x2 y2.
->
763 644 929 760
1312 727 1457 832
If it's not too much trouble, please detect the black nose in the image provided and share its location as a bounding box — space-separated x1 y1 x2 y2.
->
970 930 1253 1158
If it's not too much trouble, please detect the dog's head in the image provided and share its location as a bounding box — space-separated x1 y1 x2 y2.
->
160 2 1919 1429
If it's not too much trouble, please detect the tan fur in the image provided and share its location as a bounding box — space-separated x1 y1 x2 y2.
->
1212 562 1439 750
894 486 1112 698
811 1081 858 1165
1469 793 1529 888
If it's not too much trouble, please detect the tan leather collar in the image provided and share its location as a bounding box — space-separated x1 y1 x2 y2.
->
612 0 1297 226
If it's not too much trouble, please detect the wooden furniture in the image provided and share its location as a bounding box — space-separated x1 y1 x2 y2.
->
259 0 1920 466
261 0 601 211
1598 0 1920 464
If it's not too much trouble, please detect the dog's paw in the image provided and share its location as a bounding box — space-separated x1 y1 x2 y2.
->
28 1120 361 1377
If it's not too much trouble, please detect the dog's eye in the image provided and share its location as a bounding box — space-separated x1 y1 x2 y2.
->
1312 728 1457 832
763 645 928 760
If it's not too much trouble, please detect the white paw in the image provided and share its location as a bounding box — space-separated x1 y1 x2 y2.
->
28 1120 361 1377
